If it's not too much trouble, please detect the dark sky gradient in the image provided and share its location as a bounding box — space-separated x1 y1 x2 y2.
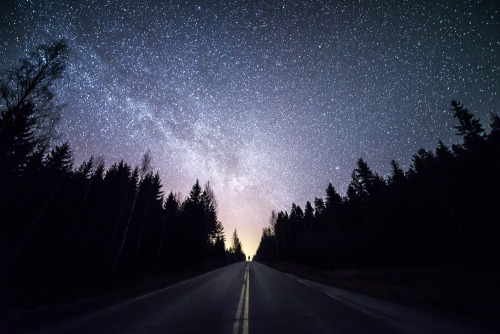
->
1 0 499 255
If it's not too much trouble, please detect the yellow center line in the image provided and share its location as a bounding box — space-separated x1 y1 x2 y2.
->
233 285 245 334
243 267 249 334
233 263 250 334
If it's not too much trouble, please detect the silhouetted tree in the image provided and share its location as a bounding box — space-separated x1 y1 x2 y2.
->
388 160 405 186
0 40 67 175
348 158 384 203
303 201 314 229
325 183 342 210
324 183 342 229
451 100 485 149
44 142 73 174
0 42 233 303
269 210 279 260
230 229 245 262
158 191 179 266
255 100 499 271
313 198 325 218
489 114 500 142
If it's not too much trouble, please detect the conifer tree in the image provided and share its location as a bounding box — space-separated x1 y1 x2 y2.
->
313 198 325 218
0 40 67 175
388 160 405 186
230 229 245 262
44 142 73 174
304 201 314 229
325 183 341 208
451 100 484 148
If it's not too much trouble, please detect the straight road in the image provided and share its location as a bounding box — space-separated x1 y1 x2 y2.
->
17 261 498 333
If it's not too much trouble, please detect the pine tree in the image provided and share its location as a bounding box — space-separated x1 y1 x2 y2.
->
451 100 485 148
313 198 325 218
325 183 342 210
0 41 67 164
44 142 73 174
188 180 202 205
230 229 245 262
0 104 37 175
409 149 436 177
269 210 279 260
304 201 314 229
388 160 405 186
0 40 67 175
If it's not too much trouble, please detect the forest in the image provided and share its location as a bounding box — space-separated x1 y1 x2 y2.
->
255 101 500 270
0 41 246 303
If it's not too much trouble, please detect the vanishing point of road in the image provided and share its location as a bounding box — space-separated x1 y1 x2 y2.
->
28 262 500 333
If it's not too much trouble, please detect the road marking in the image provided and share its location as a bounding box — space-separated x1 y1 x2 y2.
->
106 264 230 308
297 279 311 287
233 263 250 334
233 285 245 334
325 292 379 318
243 267 249 334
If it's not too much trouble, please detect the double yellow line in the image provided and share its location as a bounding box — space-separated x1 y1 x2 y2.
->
233 263 250 334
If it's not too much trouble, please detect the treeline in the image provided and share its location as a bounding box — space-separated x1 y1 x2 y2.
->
255 101 500 270
0 41 245 293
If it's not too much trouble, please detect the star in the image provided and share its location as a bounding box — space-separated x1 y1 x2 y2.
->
1 0 498 256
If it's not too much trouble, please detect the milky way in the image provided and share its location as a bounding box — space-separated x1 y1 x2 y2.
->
1 0 499 255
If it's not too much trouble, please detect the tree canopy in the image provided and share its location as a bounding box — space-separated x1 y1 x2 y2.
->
255 101 500 271
0 43 236 298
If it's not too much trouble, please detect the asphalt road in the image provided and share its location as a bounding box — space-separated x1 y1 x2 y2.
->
27 261 498 333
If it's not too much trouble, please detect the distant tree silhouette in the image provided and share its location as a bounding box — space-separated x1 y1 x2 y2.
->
269 210 279 260
313 198 325 218
0 42 232 302
325 183 342 210
324 183 342 230
158 191 179 266
255 101 500 271
387 160 405 186
230 229 245 262
451 100 485 149
44 142 73 173
304 201 314 230
489 114 500 140
348 158 384 203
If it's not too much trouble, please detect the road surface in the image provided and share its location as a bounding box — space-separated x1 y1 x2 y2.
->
18 261 499 333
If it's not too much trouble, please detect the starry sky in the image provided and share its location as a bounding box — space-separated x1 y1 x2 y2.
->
1 0 499 256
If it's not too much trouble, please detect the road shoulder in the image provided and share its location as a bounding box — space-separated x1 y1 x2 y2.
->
0 263 232 333
258 261 500 323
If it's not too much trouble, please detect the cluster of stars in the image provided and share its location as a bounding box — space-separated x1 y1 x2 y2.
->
1 0 498 256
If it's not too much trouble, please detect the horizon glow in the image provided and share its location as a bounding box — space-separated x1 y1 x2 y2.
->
1 0 498 256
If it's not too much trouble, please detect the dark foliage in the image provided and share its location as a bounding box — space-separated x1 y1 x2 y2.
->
0 151 231 291
0 42 234 300
255 101 500 271
229 229 246 262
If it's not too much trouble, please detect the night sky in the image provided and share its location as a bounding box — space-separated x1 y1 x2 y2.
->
1 0 499 256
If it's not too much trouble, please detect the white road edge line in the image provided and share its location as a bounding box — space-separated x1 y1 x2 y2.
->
297 279 311 287
120 264 230 307
42 264 237 331
325 292 379 317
